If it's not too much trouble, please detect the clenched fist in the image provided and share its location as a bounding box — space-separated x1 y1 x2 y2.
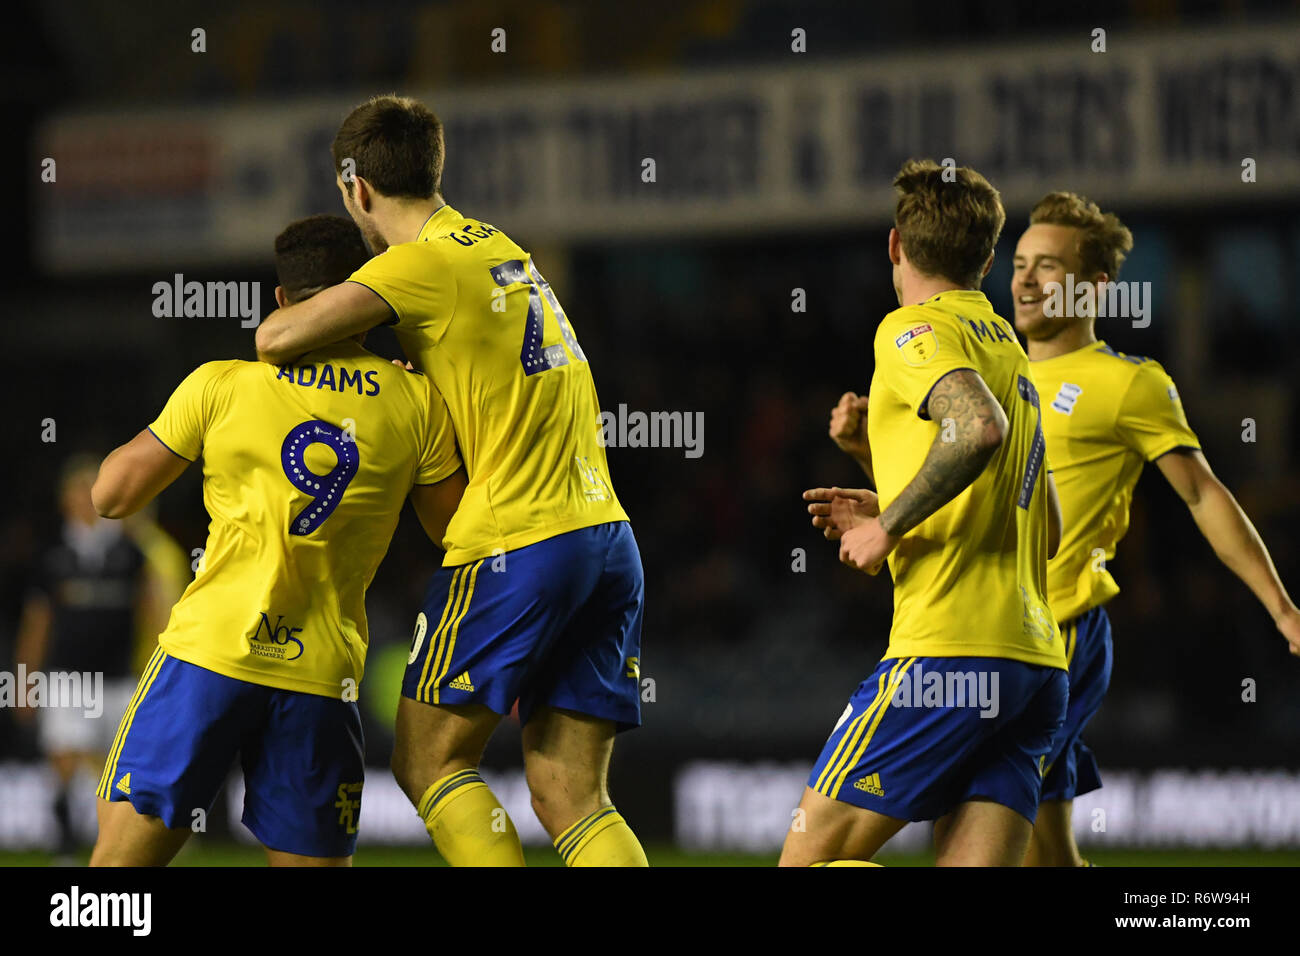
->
829 391 870 462
838 517 899 576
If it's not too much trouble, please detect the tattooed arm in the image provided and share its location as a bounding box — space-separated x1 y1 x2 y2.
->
878 370 1007 535
839 369 1006 573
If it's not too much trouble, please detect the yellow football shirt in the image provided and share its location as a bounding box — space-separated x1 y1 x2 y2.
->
347 205 627 566
869 290 1062 669
148 342 461 698
1029 341 1200 625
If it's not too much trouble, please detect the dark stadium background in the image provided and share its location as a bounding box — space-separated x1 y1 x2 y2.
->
1 0 1298 865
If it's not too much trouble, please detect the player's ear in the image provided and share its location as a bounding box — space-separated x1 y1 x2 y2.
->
274 285 287 309
980 251 995 278
888 227 903 266
353 175 374 213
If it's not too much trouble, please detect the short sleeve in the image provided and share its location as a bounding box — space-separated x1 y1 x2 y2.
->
873 312 978 419
148 363 225 461
347 242 456 339
415 383 462 485
1115 362 1201 461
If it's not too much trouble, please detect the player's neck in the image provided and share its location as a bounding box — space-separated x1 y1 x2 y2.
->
381 195 446 246
899 275 975 307
1026 321 1097 361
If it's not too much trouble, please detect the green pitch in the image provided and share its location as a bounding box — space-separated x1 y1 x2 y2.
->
3 845 1299 867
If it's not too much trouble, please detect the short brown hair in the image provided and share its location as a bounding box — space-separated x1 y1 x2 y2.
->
893 159 1005 288
1029 191 1133 280
331 94 445 200
274 215 371 303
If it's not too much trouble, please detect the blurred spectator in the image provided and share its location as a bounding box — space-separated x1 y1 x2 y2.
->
13 455 154 858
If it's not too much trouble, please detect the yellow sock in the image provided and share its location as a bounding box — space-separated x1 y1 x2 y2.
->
553 807 648 867
811 860 884 866
417 769 525 866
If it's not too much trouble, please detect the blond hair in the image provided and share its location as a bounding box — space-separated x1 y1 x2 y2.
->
1029 191 1133 280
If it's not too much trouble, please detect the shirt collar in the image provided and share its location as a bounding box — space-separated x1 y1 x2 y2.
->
416 203 454 241
1033 339 1105 363
923 289 989 305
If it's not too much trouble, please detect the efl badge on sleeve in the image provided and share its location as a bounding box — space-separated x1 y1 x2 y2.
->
895 323 938 366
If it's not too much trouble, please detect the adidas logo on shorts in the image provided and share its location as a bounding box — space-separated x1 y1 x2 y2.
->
448 671 475 692
854 772 885 796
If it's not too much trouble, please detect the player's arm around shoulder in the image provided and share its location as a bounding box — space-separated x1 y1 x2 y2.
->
255 280 394 365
